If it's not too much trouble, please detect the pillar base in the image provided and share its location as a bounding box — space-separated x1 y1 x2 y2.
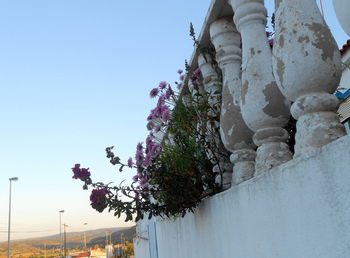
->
230 149 255 185
291 93 346 156
253 127 292 173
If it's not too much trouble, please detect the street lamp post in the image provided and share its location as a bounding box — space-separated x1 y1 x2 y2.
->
8 177 18 258
59 210 64 257
83 223 88 250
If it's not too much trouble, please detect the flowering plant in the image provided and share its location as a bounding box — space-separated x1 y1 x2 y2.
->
72 65 229 222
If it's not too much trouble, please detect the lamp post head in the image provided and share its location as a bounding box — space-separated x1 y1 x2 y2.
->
59 210 65 213
9 177 18 182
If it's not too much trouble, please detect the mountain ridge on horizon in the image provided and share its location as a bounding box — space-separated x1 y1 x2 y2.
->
0 226 136 257
0 226 135 243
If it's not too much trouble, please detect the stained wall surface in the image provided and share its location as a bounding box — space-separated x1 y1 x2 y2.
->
134 135 350 258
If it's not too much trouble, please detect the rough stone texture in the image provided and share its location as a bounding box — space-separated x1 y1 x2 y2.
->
135 135 350 258
294 111 346 156
290 93 340 119
228 0 291 170
333 0 350 36
273 0 341 101
229 0 290 131
209 17 255 185
213 162 236 189
254 141 292 173
272 0 345 155
230 149 255 184
253 127 292 172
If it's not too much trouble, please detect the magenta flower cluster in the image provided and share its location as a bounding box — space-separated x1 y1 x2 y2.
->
147 88 172 122
127 157 133 167
131 70 187 198
190 68 202 87
72 164 91 181
73 68 193 207
90 188 109 212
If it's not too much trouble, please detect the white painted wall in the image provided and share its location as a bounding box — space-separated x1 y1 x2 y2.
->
134 218 151 258
135 135 350 258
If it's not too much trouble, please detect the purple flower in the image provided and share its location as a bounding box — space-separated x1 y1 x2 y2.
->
177 83 183 90
161 105 169 114
150 107 160 119
132 174 139 182
139 177 146 185
72 164 91 181
146 134 154 146
157 95 165 108
72 164 81 178
90 188 108 212
150 88 159 98
137 142 143 151
135 149 144 166
193 68 202 77
179 75 185 81
177 69 183 74
150 143 159 156
165 89 172 99
162 109 170 122
143 153 152 167
135 192 140 199
159 81 167 89
146 140 154 152
140 182 149 189
127 158 133 168
154 125 162 132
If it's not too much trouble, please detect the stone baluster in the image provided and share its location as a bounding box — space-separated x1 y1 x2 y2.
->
197 53 233 189
272 0 346 156
187 79 199 97
228 0 292 173
209 16 256 185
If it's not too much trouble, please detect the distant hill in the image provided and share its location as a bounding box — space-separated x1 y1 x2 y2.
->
0 226 136 257
89 226 136 247
28 227 127 242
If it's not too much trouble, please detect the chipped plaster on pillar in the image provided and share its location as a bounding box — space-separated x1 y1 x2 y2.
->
229 0 292 172
198 53 233 189
272 0 346 156
209 16 255 185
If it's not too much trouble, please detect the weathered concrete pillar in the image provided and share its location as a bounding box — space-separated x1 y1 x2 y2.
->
272 0 346 156
229 0 292 173
209 17 255 185
198 53 233 189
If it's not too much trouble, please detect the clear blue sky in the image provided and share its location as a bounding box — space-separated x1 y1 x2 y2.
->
0 0 347 241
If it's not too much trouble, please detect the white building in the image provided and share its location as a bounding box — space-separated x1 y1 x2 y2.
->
337 40 350 133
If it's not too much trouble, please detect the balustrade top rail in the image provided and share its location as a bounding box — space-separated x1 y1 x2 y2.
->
159 0 347 189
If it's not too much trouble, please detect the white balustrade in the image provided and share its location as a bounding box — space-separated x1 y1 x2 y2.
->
229 0 292 173
198 53 233 188
272 0 346 155
209 16 255 185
